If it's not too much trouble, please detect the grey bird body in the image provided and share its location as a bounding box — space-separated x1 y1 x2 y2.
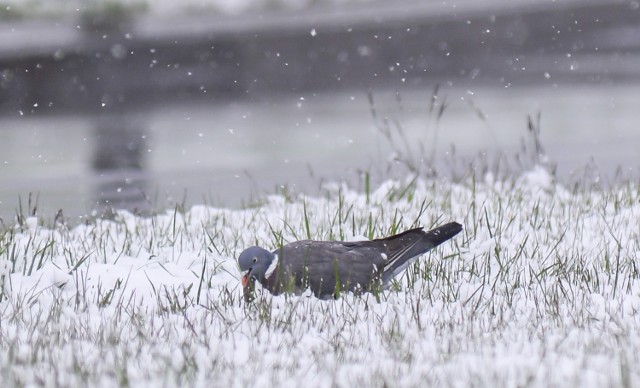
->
239 222 462 300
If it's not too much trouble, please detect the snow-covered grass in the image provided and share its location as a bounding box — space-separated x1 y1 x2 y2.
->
1 165 639 387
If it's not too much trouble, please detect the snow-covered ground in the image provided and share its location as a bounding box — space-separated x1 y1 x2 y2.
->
1 166 639 387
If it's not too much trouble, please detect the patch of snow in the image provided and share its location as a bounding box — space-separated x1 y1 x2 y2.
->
518 164 554 191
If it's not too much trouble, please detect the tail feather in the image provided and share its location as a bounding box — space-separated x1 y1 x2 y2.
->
424 222 463 246
381 222 462 284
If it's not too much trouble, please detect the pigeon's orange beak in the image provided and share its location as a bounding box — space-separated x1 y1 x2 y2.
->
242 269 254 303
241 268 252 288
241 273 249 288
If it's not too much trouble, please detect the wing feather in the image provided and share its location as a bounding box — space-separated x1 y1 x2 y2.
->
275 240 383 297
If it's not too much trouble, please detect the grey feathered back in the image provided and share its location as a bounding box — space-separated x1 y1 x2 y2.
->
264 222 462 298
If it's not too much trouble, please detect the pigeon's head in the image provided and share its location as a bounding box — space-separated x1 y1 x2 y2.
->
238 246 275 286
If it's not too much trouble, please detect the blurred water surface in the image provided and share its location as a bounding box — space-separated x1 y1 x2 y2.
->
1 83 638 223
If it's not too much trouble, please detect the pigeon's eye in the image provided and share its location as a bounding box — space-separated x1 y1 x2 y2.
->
253 257 257 263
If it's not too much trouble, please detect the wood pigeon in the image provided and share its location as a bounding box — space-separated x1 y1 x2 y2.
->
238 221 462 300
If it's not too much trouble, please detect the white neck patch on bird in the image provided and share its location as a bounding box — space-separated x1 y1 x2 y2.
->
265 253 279 279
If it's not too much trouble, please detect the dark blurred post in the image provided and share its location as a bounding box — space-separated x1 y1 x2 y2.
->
80 9 150 215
